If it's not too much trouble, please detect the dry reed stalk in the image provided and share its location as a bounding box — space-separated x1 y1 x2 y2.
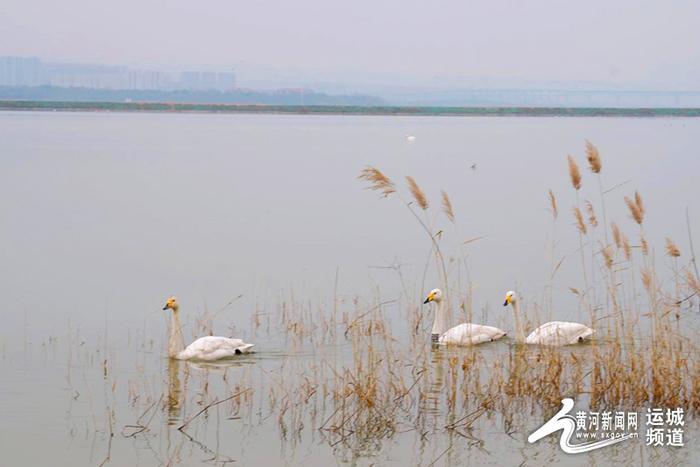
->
573 207 587 234
548 189 558 219
585 140 602 173
406 176 428 210
441 190 455 222
359 167 449 310
585 201 598 227
333 148 700 445
358 166 396 198
611 222 622 249
640 235 649 256
685 270 700 294
641 268 652 292
602 245 614 270
665 237 681 257
635 191 644 217
622 234 632 261
567 155 582 190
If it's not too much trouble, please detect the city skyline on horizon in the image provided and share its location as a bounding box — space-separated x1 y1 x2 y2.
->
3 55 700 108
2 54 700 96
2 1 699 95
0 56 238 92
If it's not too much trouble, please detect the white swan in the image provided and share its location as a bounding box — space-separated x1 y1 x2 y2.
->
423 288 506 345
162 296 254 360
503 291 594 346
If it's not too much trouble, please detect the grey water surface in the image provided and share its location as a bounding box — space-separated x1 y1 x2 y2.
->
0 111 699 466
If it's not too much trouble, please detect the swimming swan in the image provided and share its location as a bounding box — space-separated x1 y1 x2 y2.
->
423 288 506 345
503 291 594 346
162 296 254 360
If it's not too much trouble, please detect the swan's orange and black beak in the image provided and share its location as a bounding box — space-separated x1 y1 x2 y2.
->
423 292 434 304
503 295 511 306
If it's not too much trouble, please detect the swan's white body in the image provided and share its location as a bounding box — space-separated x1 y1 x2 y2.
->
425 289 506 346
504 291 594 346
438 322 507 345
163 297 254 361
524 321 594 346
177 336 254 361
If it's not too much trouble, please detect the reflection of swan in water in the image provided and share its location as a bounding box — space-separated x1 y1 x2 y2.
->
424 289 506 345
504 291 594 345
162 297 254 360
167 359 182 423
421 349 445 416
186 358 256 372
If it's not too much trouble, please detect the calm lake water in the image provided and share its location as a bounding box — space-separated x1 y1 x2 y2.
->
1 111 699 466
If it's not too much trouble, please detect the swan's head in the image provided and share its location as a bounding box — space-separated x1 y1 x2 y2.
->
163 296 179 311
423 288 443 304
503 291 517 306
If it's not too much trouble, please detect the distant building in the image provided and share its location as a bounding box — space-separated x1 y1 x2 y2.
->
179 71 236 91
0 56 45 86
0 56 235 92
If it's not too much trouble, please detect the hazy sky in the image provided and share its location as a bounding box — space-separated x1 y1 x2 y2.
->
1 1 699 89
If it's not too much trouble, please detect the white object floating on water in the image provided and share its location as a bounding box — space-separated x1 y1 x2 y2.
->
424 288 507 345
504 291 594 346
406 135 416 142
162 296 254 360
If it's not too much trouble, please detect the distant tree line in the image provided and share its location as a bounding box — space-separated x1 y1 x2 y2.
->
0 85 385 106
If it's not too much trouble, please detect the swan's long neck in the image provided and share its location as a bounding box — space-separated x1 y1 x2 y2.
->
511 300 525 343
431 299 451 341
168 307 185 359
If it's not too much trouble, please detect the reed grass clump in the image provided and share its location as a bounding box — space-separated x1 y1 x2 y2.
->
124 141 700 461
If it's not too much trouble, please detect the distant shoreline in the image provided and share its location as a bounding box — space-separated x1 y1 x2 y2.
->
2 100 700 117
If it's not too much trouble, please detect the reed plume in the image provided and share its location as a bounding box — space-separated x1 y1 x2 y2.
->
585 140 602 173
602 245 614 270
686 270 700 294
585 200 598 227
622 234 632 261
625 191 645 225
573 207 587 234
358 166 396 198
641 235 649 256
441 190 455 222
406 176 428 210
567 155 582 190
548 189 558 219
611 222 622 249
641 268 652 292
665 237 681 258
635 191 644 216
